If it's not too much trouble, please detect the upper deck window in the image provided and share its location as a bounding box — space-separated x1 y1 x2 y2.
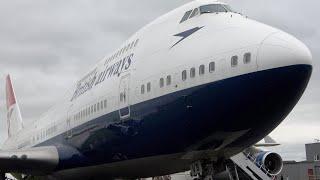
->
200 4 230 14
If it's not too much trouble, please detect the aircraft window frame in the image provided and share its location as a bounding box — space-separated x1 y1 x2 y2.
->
231 56 238 67
190 67 196 78
243 52 251 64
199 65 205 75
182 70 187 81
180 10 192 23
147 82 151 92
141 84 145 94
209 62 215 72
189 8 200 19
222 4 234 13
200 4 228 14
160 78 164 88
166 75 171 86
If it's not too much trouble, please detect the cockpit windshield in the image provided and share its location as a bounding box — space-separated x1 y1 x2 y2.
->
199 4 234 14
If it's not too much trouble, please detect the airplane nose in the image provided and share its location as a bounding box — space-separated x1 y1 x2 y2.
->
258 32 312 70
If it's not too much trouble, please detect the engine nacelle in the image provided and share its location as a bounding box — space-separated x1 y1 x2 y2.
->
255 151 283 175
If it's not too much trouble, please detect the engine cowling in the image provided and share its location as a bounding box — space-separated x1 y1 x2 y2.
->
255 151 283 175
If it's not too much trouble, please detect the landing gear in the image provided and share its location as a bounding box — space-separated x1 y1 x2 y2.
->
190 160 224 180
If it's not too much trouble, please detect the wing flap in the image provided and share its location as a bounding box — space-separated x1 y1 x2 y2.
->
0 146 59 175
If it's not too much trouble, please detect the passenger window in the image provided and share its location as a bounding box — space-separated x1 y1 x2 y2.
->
141 85 145 94
160 78 164 88
189 8 199 18
199 65 205 75
190 68 196 78
182 70 187 81
180 10 192 23
130 41 135 49
91 106 93 114
147 82 151 92
94 104 97 112
97 103 100 111
125 44 130 52
100 101 103 109
244 53 251 64
104 100 107 108
209 62 215 72
166 76 171 85
134 39 139 47
231 56 238 67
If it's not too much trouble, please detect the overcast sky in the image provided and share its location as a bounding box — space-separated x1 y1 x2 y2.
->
0 0 319 161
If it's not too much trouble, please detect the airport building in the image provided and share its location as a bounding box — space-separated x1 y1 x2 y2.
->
277 142 320 180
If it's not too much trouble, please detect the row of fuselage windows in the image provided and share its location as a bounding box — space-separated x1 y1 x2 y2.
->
74 99 108 121
30 99 109 144
31 125 58 144
140 52 251 95
105 39 139 65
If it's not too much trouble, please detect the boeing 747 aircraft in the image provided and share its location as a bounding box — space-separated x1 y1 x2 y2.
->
0 0 313 179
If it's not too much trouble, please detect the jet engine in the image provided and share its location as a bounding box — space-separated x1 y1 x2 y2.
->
246 147 283 175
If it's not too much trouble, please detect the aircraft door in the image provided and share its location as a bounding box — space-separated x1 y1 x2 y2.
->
119 74 131 119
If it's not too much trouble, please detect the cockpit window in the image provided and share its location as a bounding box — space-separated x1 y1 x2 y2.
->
180 10 192 23
222 5 234 12
200 4 230 14
189 8 200 18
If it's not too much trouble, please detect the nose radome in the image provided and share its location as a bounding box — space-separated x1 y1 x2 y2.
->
258 31 312 70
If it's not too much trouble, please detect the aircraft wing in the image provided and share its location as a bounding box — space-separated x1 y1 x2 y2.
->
0 146 59 175
254 136 280 147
